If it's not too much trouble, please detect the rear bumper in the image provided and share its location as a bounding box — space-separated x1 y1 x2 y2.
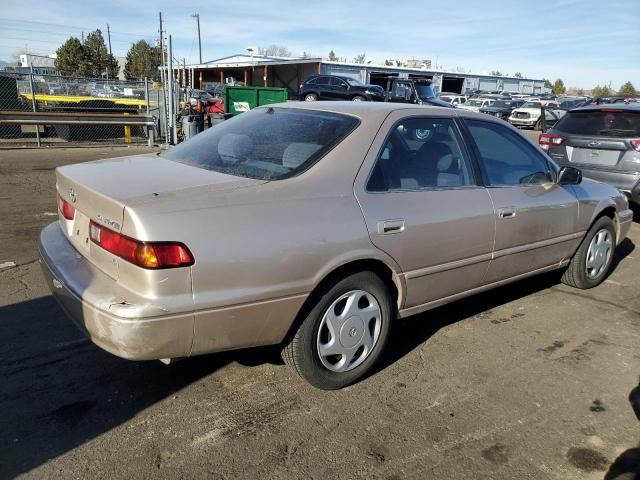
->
38 222 195 360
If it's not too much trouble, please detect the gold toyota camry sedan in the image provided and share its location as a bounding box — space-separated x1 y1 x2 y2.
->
39 102 633 389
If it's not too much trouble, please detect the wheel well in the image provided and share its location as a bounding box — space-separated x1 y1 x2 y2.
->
597 206 616 221
282 259 400 344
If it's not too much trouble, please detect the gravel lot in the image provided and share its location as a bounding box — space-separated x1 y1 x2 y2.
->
1 142 639 480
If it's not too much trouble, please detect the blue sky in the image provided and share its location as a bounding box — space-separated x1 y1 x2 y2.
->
0 0 637 89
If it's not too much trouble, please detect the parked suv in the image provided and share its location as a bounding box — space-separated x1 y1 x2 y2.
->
540 104 640 204
299 75 385 102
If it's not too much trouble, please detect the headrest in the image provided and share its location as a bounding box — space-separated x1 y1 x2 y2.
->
218 134 253 162
437 154 455 172
282 142 322 169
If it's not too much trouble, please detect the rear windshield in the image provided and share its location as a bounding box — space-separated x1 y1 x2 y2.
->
162 108 360 180
553 110 640 137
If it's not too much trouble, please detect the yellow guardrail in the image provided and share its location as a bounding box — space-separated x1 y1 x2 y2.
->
20 93 146 107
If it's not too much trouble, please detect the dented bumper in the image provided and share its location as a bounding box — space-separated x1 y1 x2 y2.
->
38 222 194 360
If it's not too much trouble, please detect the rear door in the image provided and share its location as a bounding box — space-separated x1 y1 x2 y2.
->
354 113 495 310
462 119 580 283
315 76 332 99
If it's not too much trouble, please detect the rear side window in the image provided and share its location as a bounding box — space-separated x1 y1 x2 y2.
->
554 110 640 137
316 77 331 86
163 108 359 180
367 118 475 191
305 77 317 85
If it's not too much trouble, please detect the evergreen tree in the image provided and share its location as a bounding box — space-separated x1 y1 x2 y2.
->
123 40 160 80
591 85 613 98
552 78 566 94
328 50 338 61
618 81 637 97
54 37 85 76
83 29 109 77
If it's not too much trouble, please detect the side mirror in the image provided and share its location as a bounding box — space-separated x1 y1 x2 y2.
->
558 166 582 185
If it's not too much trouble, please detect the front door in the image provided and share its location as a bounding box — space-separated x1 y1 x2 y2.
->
355 114 495 309
329 77 350 100
463 119 580 283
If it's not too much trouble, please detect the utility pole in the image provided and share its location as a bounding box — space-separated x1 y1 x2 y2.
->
159 12 168 145
191 13 202 64
106 24 112 56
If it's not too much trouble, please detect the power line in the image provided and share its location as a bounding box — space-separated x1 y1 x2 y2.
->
0 19 155 39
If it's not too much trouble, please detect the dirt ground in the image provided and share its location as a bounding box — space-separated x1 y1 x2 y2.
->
1 143 639 480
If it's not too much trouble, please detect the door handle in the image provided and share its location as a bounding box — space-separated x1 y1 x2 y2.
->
498 207 517 219
378 219 405 234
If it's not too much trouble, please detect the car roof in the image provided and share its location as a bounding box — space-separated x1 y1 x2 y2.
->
570 103 640 112
259 101 463 120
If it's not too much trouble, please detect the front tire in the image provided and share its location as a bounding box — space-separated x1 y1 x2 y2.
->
282 271 393 389
561 216 615 289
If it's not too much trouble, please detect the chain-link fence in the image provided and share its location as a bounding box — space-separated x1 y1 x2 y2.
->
0 71 161 146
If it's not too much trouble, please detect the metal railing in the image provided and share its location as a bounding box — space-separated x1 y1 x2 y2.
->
0 71 161 147
0 111 156 146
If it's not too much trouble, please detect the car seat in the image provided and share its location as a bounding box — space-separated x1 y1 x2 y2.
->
218 133 253 163
282 143 322 170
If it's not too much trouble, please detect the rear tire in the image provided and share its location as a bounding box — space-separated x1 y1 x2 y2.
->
304 93 318 101
282 271 393 390
561 216 615 289
352 95 366 102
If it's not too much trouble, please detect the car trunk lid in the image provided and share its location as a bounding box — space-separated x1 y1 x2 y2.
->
55 154 265 279
564 136 628 167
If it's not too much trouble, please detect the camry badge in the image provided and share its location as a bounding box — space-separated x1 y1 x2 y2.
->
69 188 77 203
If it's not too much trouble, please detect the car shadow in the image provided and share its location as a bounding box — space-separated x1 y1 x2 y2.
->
0 296 278 478
374 237 635 377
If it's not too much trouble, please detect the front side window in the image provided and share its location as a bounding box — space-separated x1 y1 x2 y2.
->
465 120 552 186
329 77 347 88
162 108 359 180
367 118 475 191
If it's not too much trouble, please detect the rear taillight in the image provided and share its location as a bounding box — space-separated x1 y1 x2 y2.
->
89 221 194 269
631 139 640 152
539 133 566 150
56 193 75 220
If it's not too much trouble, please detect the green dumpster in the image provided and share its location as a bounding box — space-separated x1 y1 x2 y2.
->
224 86 288 116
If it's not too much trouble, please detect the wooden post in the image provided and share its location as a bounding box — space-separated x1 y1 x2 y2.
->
244 69 248 85
264 65 268 87
220 70 224 84
317 62 321 75
199 71 202 89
